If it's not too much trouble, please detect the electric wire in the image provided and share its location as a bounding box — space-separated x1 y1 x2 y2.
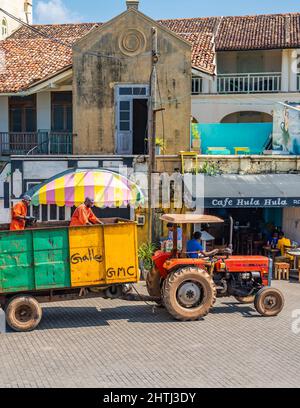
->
1 7 298 110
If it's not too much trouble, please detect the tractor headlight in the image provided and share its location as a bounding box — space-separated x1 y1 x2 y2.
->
251 272 261 280
241 273 252 280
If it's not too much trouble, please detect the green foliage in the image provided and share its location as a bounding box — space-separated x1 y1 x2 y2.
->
191 123 201 140
190 160 222 176
138 242 157 271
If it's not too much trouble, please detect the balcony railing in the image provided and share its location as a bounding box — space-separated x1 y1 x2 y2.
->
217 72 282 94
0 131 75 156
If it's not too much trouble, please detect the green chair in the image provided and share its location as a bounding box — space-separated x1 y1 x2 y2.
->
206 147 231 155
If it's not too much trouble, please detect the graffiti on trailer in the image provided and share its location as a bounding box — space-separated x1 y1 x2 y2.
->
71 248 103 264
106 266 135 279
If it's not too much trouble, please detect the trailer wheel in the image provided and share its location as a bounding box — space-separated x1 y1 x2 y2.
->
234 295 255 304
254 287 284 317
163 267 216 321
5 296 42 332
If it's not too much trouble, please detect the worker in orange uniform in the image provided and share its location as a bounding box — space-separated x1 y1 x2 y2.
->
70 197 103 227
10 195 32 231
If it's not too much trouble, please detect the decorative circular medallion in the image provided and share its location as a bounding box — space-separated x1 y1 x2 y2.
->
119 29 146 56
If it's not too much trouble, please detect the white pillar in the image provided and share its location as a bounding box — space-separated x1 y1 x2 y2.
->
290 49 299 92
210 77 218 94
37 92 51 131
0 96 9 132
281 49 290 92
202 78 210 93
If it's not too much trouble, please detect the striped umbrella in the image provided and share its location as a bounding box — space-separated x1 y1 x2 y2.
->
29 169 144 208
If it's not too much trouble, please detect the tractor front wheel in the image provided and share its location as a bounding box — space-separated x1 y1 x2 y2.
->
163 267 216 321
254 287 284 317
5 296 42 332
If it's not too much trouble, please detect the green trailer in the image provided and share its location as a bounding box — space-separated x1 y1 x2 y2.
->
0 220 147 332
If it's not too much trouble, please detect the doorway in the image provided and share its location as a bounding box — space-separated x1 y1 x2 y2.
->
116 85 149 155
133 99 148 154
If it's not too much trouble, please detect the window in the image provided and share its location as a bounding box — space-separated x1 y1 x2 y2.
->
9 95 37 132
192 76 203 95
1 18 7 38
51 92 73 132
28 204 66 222
119 87 147 96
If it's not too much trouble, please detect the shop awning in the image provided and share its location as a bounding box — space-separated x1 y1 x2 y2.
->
27 169 144 208
188 174 300 208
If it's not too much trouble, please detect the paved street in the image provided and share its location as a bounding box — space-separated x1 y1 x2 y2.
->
0 280 299 388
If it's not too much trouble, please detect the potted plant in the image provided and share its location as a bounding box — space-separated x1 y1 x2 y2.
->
155 138 166 155
191 123 201 152
138 242 157 280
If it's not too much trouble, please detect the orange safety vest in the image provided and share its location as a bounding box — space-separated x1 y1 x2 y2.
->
10 201 27 231
70 204 99 227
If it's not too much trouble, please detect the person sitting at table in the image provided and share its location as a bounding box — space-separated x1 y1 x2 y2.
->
187 231 218 259
277 231 292 256
276 231 294 267
268 231 279 249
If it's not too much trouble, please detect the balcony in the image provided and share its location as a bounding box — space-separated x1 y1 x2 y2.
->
0 131 75 156
217 72 282 94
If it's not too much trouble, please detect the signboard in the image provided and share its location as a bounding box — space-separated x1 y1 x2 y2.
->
273 103 300 154
204 197 300 208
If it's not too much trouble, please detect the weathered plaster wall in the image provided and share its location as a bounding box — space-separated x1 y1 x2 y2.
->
73 10 191 155
283 207 300 243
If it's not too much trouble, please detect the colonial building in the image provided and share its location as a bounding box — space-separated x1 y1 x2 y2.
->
0 0 300 245
0 0 32 40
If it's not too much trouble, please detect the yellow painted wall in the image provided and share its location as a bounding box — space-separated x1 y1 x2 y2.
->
73 9 191 155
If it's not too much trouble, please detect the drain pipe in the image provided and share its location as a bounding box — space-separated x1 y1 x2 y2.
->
229 216 233 252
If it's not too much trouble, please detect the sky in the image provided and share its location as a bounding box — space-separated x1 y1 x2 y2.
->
33 0 300 24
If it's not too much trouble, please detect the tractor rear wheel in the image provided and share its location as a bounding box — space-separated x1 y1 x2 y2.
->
254 287 284 317
163 267 216 321
146 267 161 298
234 295 255 304
5 296 42 332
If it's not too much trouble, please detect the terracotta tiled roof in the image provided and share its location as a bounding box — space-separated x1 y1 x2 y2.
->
0 13 300 93
0 38 73 93
9 23 100 40
160 13 300 50
0 23 99 93
180 32 215 74
160 13 300 73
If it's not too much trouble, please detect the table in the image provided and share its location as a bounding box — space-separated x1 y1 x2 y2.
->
263 246 281 273
287 249 300 271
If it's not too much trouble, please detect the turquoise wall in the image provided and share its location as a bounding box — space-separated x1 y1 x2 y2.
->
192 123 273 154
263 208 283 230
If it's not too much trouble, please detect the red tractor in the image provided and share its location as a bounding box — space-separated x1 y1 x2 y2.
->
147 214 284 321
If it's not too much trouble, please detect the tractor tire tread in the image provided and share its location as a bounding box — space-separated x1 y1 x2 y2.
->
163 266 216 321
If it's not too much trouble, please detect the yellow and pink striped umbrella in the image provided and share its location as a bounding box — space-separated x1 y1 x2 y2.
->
30 170 144 208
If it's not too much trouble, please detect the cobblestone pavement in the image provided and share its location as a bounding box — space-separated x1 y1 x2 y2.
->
0 281 299 388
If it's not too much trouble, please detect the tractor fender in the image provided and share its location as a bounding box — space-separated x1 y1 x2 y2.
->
163 258 209 275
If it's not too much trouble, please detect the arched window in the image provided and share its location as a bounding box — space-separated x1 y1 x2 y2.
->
1 18 8 38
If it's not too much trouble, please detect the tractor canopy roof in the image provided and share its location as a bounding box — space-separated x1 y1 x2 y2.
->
160 214 224 224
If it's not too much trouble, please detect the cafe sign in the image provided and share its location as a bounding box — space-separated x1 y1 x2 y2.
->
205 197 300 208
